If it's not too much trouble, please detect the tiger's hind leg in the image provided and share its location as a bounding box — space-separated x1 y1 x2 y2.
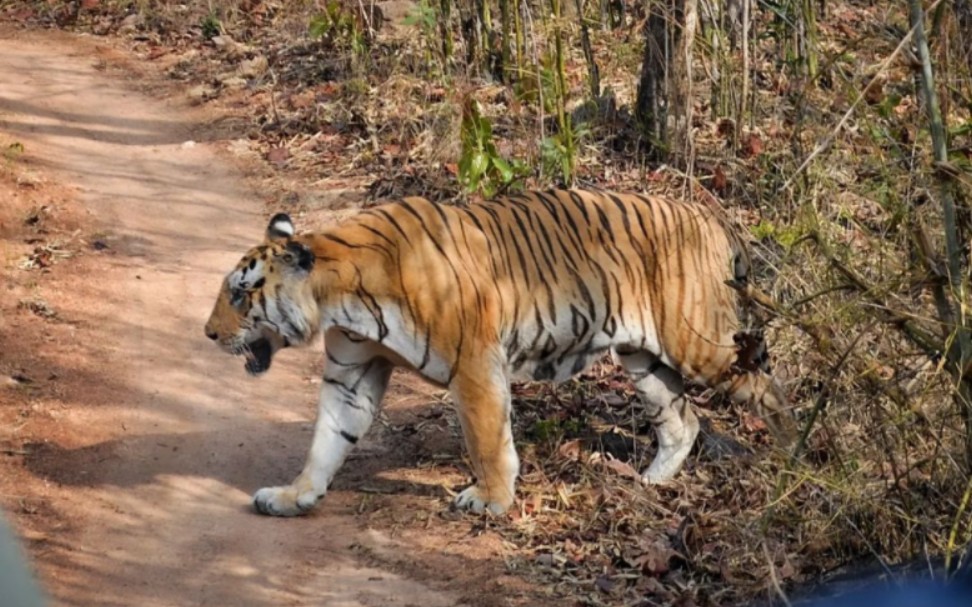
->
450 365 519 515
614 349 700 483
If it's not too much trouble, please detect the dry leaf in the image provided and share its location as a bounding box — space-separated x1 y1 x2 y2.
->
557 438 583 461
712 165 727 194
267 146 290 164
597 453 641 481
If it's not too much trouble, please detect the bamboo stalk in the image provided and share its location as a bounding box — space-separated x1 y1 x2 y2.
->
909 0 972 463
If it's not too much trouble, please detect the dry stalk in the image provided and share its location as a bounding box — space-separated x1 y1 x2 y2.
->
781 0 945 191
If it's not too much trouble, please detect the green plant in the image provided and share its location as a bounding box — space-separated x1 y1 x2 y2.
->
403 0 442 71
3 142 24 163
309 1 368 57
403 0 437 32
458 99 529 197
540 118 588 185
200 12 221 40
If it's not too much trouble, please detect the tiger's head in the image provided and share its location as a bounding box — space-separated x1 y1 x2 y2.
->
204 213 320 376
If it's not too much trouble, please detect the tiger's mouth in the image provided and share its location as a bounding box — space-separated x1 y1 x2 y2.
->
244 337 274 376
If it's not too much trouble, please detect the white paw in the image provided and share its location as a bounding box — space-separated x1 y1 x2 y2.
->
640 466 679 485
640 448 688 484
252 485 320 517
452 484 511 515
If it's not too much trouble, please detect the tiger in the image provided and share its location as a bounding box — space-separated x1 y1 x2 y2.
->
204 188 796 517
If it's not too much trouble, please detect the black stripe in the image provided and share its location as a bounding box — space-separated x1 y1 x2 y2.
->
360 224 398 248
399 200 471 330
570 304 590 339
533 190 562 223
341 398 365 410
567 266 598 323
323 376 355 393
326 350 356 367
566 190 592 226
355 286 388 341
419 324 433 370
373 208 412 245
447 330 463 384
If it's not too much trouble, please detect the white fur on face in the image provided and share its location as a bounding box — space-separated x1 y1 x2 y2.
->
229 259 266 291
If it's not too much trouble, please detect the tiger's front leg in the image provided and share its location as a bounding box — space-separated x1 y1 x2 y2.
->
253 331 393 516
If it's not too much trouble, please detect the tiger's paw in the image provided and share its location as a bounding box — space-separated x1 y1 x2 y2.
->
452 484 513 515
252 485 321 517
640 443 693 485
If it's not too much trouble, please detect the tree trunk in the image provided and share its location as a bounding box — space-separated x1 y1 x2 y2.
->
635 1 669 158
575 0 601 98
635 0 696 165
672 0 698 168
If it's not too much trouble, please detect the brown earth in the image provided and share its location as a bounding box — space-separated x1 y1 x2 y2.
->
0 29 550 607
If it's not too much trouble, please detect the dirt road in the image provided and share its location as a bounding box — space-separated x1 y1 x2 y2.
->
0 31 509 607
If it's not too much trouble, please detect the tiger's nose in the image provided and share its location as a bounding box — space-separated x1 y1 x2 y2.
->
205 327 218 341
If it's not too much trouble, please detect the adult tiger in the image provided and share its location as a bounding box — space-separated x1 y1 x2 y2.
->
204 188 795 516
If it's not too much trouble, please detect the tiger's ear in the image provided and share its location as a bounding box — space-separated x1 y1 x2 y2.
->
283 241 315 272
266 213 295 244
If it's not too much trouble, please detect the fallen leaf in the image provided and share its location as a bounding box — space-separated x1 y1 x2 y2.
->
739 133 763 158
712 165 728 194
597 453 641 481
267 146 290 164
557 438 583 460
633 539 678 575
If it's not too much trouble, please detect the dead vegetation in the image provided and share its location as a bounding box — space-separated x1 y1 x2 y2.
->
3 0 972 604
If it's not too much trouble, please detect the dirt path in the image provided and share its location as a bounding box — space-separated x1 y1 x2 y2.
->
0 31 486 607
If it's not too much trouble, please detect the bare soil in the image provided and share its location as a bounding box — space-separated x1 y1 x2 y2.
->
0 29 548 607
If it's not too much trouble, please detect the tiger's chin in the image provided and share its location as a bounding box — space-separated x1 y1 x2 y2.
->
243 337 275 376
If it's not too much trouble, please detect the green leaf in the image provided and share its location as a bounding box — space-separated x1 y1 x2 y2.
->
492 156 514 183
470 152 488 182
309 15 331 38
477 116 493 139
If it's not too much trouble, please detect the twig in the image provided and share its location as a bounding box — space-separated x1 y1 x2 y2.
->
809 232 942 356
945 474 972 576
790 322 873 465
762 542 792 607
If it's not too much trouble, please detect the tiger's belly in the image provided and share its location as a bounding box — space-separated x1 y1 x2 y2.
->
508 346 607 383
505 321 647 383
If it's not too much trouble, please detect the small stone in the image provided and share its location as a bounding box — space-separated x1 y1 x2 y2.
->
186 85 215 103
238 56 268 78
118 13 140 33
220 76 248 90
